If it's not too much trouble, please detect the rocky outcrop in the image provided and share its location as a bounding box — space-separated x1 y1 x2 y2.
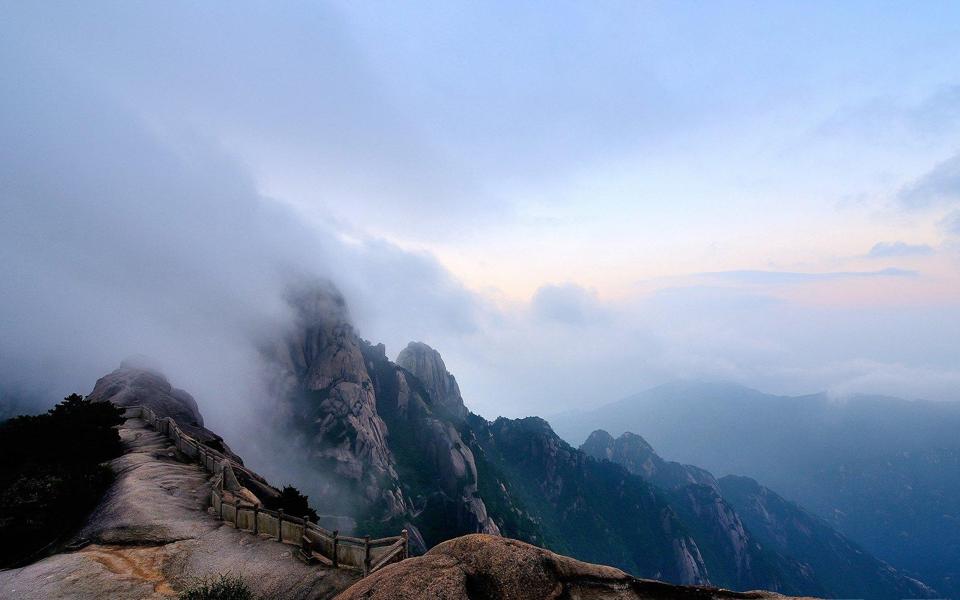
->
582 430 719 492
396 342 468 422
88 359 213 447
336 534 813 600
361 342 499 545
265 283 408 519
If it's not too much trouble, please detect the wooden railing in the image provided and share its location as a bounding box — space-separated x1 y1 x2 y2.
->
127 405 408 576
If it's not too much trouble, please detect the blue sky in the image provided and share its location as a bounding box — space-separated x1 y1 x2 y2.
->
2 2 960 419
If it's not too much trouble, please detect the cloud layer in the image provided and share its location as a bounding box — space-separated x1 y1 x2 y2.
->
2 3 960 441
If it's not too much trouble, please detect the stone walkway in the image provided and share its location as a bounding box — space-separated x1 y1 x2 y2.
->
0 416 357 599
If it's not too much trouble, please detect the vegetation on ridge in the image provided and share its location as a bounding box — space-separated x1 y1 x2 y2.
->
0 394 125 567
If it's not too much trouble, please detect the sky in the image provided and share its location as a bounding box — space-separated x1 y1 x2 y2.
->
2 2 960 426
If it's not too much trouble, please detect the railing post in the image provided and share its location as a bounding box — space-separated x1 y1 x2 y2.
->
401 528 409 559
300 516 309 552
252 505 258 534
332 531 339 568
218 491 224 521
363 535 371 577
277 509 284 542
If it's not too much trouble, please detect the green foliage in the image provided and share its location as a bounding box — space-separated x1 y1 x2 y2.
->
475 417 690 580
0 394 125 566
263 485 318 522
178 574 255 600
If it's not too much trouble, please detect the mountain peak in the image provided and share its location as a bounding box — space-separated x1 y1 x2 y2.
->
396 341 468 422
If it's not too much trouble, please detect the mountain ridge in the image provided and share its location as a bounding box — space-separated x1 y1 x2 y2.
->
550 381 960 596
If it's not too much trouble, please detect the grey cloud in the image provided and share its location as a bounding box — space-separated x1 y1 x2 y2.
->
0 32 485 482
3 3 504 242
698 268 917 285
865 241 934 259
898 152 960 208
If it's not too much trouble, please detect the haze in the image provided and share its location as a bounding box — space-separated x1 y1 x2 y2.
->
2 1 960 429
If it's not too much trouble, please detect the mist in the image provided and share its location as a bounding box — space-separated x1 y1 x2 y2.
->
3 1 960 451
0 10 480 467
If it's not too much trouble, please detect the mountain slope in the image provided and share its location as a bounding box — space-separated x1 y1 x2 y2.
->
719 475 936 600
581 429 936 599
551 381 960 596
477 416 710 584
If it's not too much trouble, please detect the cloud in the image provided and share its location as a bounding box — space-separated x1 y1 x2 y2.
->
698 268 917 285
3 1 960 443
941 210 960 237
818 84 960 141
530 283 607 325
0 33 486 483
898 152 960 208
865 241 934 259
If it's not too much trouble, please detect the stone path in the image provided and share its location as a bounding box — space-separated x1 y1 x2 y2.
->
0 416 357 599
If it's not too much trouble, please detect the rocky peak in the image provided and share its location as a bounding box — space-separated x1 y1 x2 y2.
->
582 430 719 492
396 341 468 422
85 360 245 463
89 359 203 428
266 282 407 518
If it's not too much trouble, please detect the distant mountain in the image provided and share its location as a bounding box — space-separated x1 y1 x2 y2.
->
582 429 936 599
551 381 960 596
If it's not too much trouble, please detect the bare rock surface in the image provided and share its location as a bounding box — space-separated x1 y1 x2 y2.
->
336 534 815 600
0 415 357 599
267 283 408 516
396 341 469 422
88 359 240 461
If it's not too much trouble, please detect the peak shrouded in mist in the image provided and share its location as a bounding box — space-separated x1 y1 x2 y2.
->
0 23 479 446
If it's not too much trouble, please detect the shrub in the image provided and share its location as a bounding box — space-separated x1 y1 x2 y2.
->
263 485 318 522
178 574 255 600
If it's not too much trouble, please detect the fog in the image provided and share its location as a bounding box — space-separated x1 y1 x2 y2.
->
3 2 960 455
0 11 479 444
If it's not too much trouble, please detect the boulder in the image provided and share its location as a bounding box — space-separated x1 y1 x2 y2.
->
335 534 815 600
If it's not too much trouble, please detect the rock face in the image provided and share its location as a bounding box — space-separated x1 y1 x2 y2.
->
0 403 356 599
263 285 500 546
266 283 408 519
335 534 812 600
362 342 499 547
395 342 469 423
